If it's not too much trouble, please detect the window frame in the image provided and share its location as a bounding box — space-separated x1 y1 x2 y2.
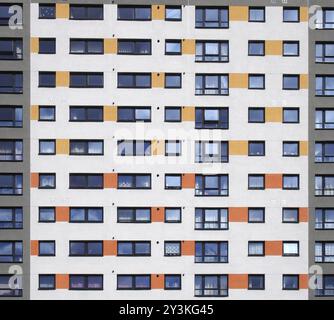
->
282 241 299 257
38 240 56 257
195 241 228 263
248 40 265 56
117 241 151 257
69 140 104 156
248 6 265 23
195 207 229 230
0 207 23 229
248 174 265 190
248 74 265 90
69 274 103 291
38 274 56 290
195 74 229 96
38 105 55 122
248 241 265 257
282 141 300 157
117 5 152 21
283 7 300 23
248 107 265 123
69 106 103 122
248 208 265 223
38 173 56 189
117 275 151 290
39 38 56 54
69 38 104 55
69 241 103 257
69 72 104 88
38 207 55 223
195 6 229 29
283 74 300 90
117 207 151 223
283 41 300 57
194 274 228 297
69 207 104 223
69 173 104 189
195 40 229 62
164 73 182 89
164 241 181 257
69 4 104 21
117 39 152 55
117 73 151 89
38 139 55 155
248 274 265 290
165 5 182 21
282 274 299 290
282 174 300 190
117 174 151 190
195 174 229 196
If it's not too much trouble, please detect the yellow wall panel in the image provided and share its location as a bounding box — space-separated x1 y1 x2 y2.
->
300 141 308 156
300 7 309 22
182 40 195 55
265 40 282 55
265 107 282 122
104 39 117 54
230 73 248 88
31 38 39 53
152 5 165 20
152 140 164 155
56 139 69 155
30 105 38 120
182 107 195 121
104 106 117 121
229 141 248 155
56 3 69 19
300 74 308 89
230 6 248 21
56 72 69 87
152 73 164 88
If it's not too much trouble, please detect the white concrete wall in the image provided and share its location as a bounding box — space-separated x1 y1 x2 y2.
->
30 3 308 299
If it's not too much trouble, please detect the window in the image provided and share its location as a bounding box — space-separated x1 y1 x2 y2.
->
69 174 103 189
315 275 334 296
282 208 299 223
165 140 181 156
69 241 103 257
195 208 228 230
0 241 22 262
118 73 151 88
117 275 151 290
283 7 299 22
283 41 299 57
0 72 22 93
39 275 55 290
0 275 22 297
70 72 103 88
0 174 22 195
0 106 22 127
39 106 55 121
39 173 55 189
39 207 55 223
315 208 334 230
283 108 299 123
195 141 228 163
195 7 229 28
283 75 300 90
165 275 181 290
0 38 23 60
249 74 265 89
39 4 55 19
117 5 151 21
117 208 151 223
316 175 334 196
248 241 264 256
195 275 228 297
39 140 55 155
118 140 151 156
164 241 181 256
165 40 181 55
315 142 334 163
165 174 181 190
248 41 265 56
248 174 265 190
117 107 151 122
195 41 229 62
69 106 103 122
248 108 265 123
0 207 22 229
316 109 334 129
165 208 181 223
69 275 103 290
248 275 265 290
316 43 334 63
0 4 22 25
165 6 181 21
195 107 228 129
248 208 265 223
70 140 103 156
315 242 334 263
70 208 103 223
165 73 181 88
195 74 228 95
283 275 299 290
117 241 151 256
283 175 299 190
70 39 103 54
283 141 299 157
195 175 229 196
283 241 299 256
70 5 103 20
249 7 265 22
165 107 181 122
39 241 55 256
118 39 151 55
39 38 55 54
0 140 22 161
195 241 228 263
248 141 265 156
38 72 55 88
316 76 334 96
316 8 334 29
118 174 151 189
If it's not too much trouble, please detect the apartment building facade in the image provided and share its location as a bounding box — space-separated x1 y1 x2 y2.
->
0 0 332 300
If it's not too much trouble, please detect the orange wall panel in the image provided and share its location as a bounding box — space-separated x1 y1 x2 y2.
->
103 240 117 256
182 174 195 189
104 173 117 188
152 207 164 222
229 207 248 222
265 174 282 189
229 274 248 289
151 274 165 289
299 208 309 222
30 173 39 188
30 240 38 256
181 241 195 256
299 274 308 289
56 207 69 222
56 274 69 289
265 241 282 256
